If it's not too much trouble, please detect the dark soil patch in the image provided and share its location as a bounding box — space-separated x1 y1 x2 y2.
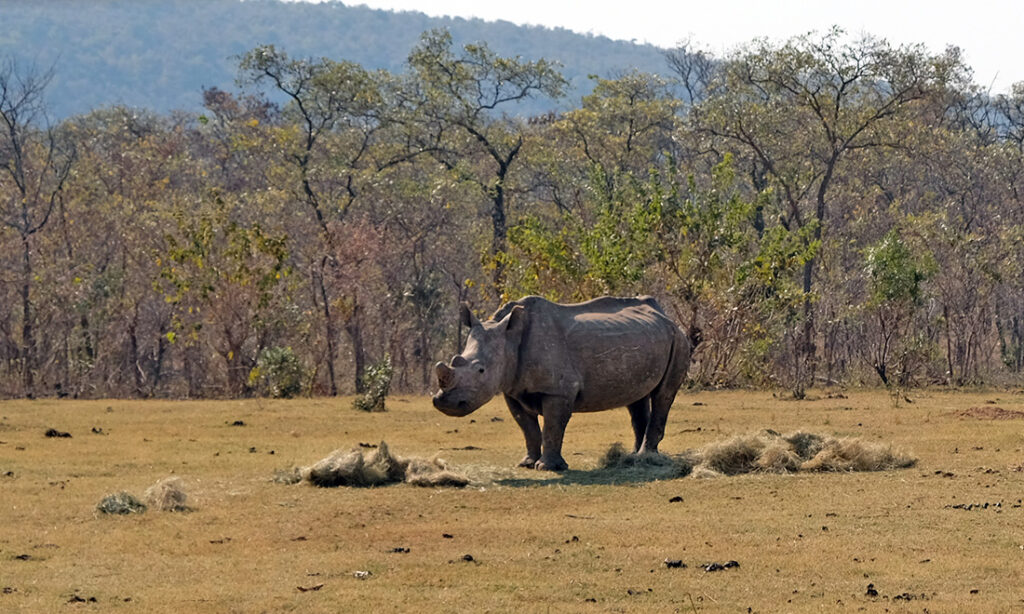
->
954 406 1024 420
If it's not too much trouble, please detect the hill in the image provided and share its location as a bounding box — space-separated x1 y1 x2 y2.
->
0 0 674 118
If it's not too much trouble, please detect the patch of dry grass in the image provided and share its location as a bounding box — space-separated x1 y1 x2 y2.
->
2 390 1024 612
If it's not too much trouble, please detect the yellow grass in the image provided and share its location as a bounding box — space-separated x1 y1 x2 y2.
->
2 390 1024 612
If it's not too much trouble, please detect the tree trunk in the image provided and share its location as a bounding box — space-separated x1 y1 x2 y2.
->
345 301 366 394
20 234 34 398
313 261 338 396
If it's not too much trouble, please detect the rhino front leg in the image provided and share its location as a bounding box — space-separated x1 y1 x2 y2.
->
535 395 572 471
504 395 542 468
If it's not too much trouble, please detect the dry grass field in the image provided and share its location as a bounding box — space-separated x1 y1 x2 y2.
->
3 389 1024 612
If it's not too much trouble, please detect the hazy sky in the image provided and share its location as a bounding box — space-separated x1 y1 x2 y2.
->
299 0 1024 94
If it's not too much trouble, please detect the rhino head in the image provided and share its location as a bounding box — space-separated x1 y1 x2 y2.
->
432 303 525 417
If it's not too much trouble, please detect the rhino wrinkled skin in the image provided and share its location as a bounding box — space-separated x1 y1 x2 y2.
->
433 295 692 471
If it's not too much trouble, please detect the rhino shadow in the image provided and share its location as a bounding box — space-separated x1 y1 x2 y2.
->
493 454 693 487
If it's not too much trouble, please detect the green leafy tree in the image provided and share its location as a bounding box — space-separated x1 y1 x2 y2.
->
863 228 933 386
400 29 566 292
694 28 957 395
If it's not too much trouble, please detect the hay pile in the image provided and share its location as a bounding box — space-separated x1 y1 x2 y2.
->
300 441 468 488
144 477 190 512
600 430 915 479
97 477 191 515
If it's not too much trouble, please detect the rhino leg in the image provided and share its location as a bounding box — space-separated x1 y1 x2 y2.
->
535 395 571 471
627 398 650 453
504 395 542 468
639 372 686 455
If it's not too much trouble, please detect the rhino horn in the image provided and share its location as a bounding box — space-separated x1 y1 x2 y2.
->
436 362 455 390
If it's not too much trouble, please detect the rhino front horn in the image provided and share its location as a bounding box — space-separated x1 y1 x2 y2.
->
436 362 455 390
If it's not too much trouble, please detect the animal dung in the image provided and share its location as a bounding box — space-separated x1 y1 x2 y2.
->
300 441 469 488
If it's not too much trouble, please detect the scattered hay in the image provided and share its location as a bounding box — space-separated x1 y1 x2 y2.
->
300 441 468 488
96 492 147 515
954 406 1024 420
143 477 191 512
271 467 302 484
597 442 694 479
799 438 916 472
596 430 915 480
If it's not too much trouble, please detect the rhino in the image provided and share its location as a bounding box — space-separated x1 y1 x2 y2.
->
433 295 692 471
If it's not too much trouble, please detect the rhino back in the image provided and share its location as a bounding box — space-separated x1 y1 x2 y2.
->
507 297 680 411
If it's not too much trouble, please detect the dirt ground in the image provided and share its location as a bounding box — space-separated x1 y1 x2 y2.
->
2 389 1024 612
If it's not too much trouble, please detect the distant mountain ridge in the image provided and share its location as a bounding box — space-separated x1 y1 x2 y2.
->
0 0 674 119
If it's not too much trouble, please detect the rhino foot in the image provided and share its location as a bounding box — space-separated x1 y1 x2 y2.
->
517 456 540 469
534 457 568 472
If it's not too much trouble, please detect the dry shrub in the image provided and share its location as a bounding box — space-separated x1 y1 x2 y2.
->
144 477 190 512
300 441 468 488
97 492 147 515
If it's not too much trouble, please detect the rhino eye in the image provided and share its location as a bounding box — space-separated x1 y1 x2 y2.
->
478 367 485 374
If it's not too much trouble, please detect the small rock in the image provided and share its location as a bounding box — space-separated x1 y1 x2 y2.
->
668 496 684 503
664 559 685 568
44 428 71 438
461 554 475 562
390 547 410 553
230 420 246 426
866 583 878 597
442 533 454 539
353 571 371 580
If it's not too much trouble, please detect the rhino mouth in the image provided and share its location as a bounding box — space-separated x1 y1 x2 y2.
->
432 392 475 417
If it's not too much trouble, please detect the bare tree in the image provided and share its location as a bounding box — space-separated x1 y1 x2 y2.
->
0 58 74 397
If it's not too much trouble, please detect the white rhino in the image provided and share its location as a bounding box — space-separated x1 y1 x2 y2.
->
433 296 692 471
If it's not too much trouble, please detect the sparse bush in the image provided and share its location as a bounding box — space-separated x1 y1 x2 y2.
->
353 354 393 412
250 346 305 398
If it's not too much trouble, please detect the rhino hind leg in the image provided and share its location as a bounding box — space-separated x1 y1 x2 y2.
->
504 395 542 468
627 398 650 453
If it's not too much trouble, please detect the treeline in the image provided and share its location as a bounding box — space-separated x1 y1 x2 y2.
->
2 28 1023 399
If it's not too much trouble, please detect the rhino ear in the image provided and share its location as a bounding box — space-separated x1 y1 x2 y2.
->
504 305 527 336
459 303 479 328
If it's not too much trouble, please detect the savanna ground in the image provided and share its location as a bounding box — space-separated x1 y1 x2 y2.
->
2 390 1024 613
